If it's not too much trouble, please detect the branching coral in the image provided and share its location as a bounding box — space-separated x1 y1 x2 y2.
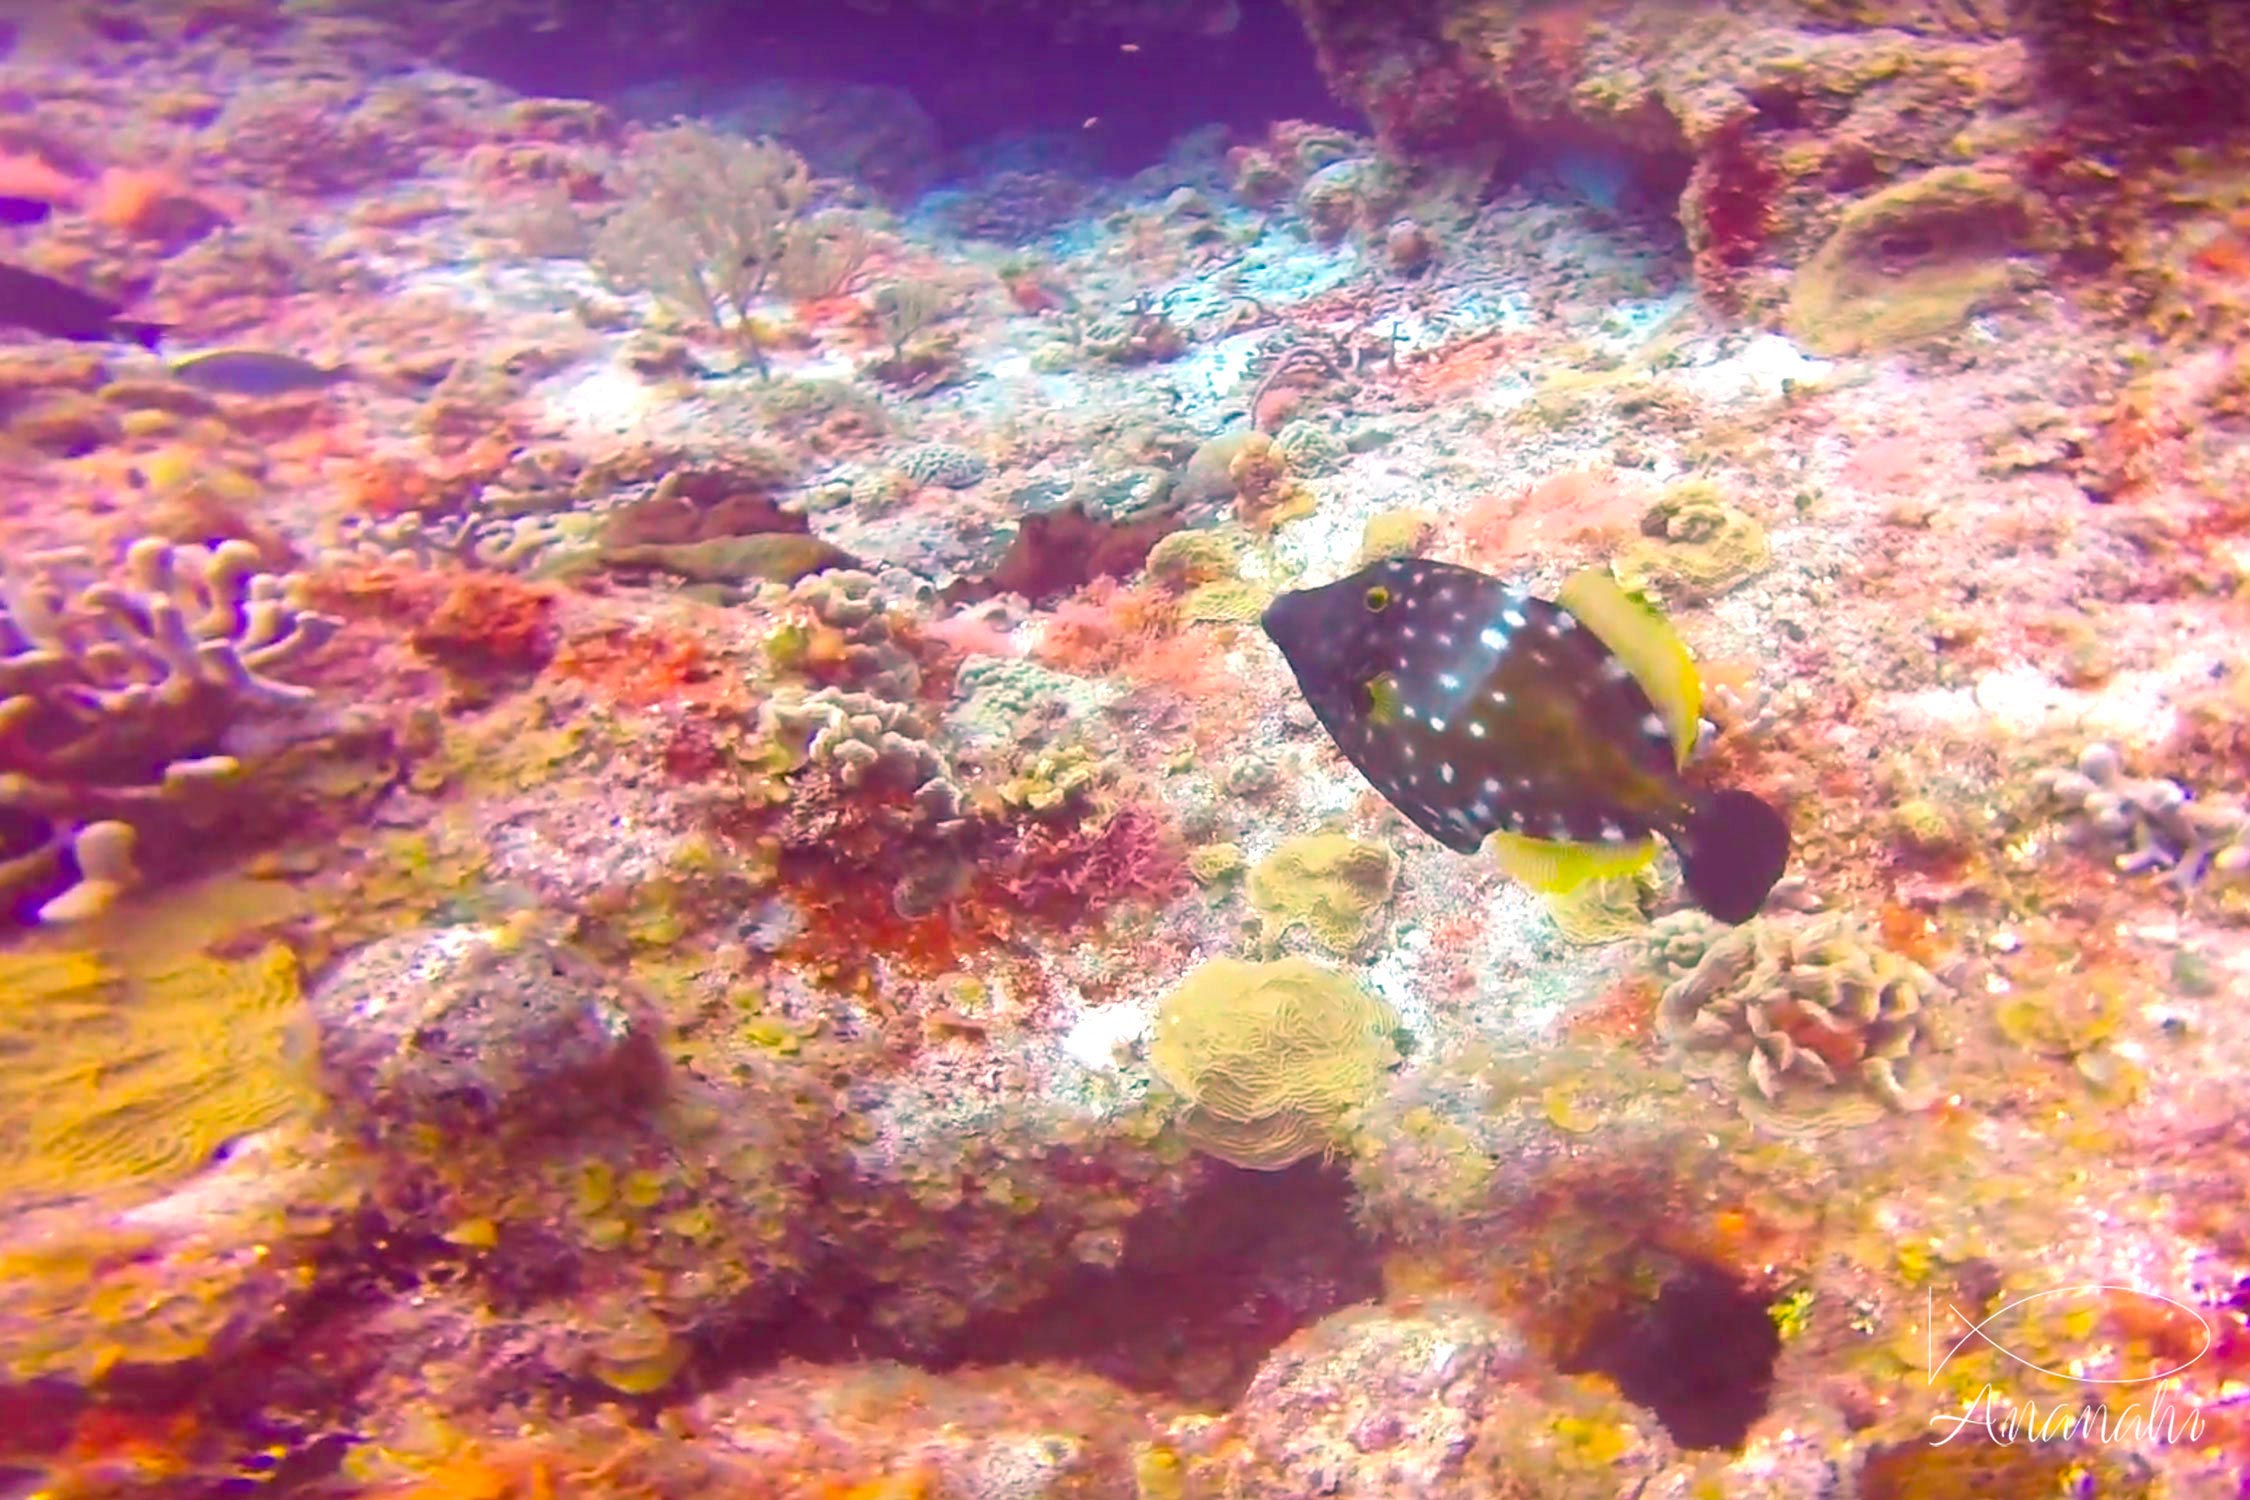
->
770 568 923 701
1 539 337 921
592 125 869 367
1148 955 1401 1170
2036 741 2250 893
1653 913 1945 1138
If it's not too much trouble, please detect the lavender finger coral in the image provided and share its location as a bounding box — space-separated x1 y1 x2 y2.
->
1654 913 1945 1138
2037 741 2250 892
0 538 337 922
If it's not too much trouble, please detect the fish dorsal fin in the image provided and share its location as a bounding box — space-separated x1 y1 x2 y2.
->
1488 830 1658 892
1555 568 1702 768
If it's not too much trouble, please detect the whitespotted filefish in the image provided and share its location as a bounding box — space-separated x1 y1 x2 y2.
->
1261 556 1791 924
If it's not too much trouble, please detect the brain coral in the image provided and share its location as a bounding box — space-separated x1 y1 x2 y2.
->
0 940 318 1207
1148 955 1401 1170
1247 834 1399 955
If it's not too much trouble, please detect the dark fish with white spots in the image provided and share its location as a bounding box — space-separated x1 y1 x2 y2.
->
167 348 352 396
0 259 164 348
1262 556 1791 924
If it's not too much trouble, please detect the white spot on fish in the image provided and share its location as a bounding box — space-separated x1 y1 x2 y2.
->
1483 777 1502 795
1601 658 1630 681
1489 691 1509 707
1467 721 1487 739
1439 673 1461 690
1502 608 1526 629
1479 628 1507 651
1429 716 1447 732
1641 712 1666 738
1439 763 1456 784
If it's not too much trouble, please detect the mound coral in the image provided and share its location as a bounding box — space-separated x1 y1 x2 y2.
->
1786 166 2039 356
1613 481 1771 603
0 940 318 1208
309 922 668 1142
1 539 337 922
1653 913 1945 1138
1247 834 1399 956
1148 955 1401 1170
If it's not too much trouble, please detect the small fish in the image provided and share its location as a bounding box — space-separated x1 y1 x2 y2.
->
0 259 163 348
0 193 52 225
167 348 350 396
1262 557 1791 924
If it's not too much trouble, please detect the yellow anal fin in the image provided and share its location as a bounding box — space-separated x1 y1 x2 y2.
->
1555 568 1702 768
1487 831 1658 893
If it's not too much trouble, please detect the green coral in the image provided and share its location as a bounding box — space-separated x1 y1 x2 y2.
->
1181 579 1272 624
1246 834 1399 956
1273 420 1346 477
1654 913 1945 1138
1145 527 1245 589
1147 955 1401 1170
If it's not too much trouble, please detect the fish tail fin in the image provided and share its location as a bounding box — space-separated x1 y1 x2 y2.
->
1672 788 1791 925
116 319 166 351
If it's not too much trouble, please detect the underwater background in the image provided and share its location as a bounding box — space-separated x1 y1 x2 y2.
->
3 1 2250 1496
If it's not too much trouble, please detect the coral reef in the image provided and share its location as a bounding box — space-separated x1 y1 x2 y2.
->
1653 913 1946 1138
1245 833 1399 956
309 920 668 1142
2037 740 2250 894
0 539 337 922
0 937 318 1210
1148 956 1402 1170
5 1 2250 1492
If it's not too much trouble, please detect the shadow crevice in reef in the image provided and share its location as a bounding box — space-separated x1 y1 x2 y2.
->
673 1159 1383 1411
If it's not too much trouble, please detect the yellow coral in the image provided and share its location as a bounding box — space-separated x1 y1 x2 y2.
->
0 937 319 1206
1182 579 1272 623
1614 481 1770 602
1357 508 1437 563
1247 834 1399 955
1148 956 1400 1170
1543 866 1665 946
1186 841 1245 885
1145 527 1245 589
1786 165 2036 355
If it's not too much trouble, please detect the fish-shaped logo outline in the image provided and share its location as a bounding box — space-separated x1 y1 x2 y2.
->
1926 1283 2212 1386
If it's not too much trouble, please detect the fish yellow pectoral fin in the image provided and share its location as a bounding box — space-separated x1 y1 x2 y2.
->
1555 568 1703 768
1485 831 1658 893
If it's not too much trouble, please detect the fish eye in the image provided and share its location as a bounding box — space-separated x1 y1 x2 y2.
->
1363 586 1391 612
